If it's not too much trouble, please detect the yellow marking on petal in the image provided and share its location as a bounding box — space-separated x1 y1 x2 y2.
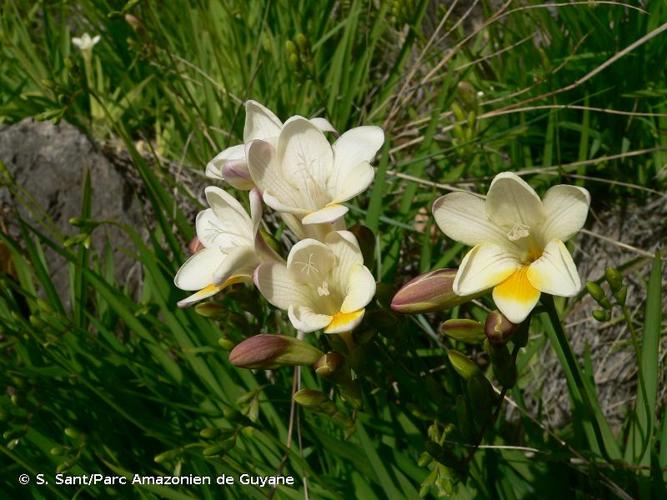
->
324 309 364 334
493 266 540 304
177 275 250 308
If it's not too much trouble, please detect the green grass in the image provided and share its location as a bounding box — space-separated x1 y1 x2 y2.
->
1 0 666 498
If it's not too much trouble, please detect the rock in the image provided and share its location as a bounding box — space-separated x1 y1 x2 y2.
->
0 118 145 305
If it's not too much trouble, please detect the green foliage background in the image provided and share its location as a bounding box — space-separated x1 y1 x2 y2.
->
0 0 665 498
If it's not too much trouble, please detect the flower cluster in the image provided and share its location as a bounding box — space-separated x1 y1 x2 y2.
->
175 101 384 334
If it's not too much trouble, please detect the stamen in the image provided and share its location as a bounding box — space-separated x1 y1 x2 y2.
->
317 281 330 296
507 222 530 241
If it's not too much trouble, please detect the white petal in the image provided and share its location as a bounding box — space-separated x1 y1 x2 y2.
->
323 309 365 334
433 192 509 247
286 239 335 283
198 187 253 247
331 161 375 204
176 275 250 308
249 188 263 234
211 246 258 283
527 240 581 296
454 244 520 296
246 140 303 209
254 263 312 310
332 126 384 170
244 100 282 142
324 230 364 296
309 117 337 134
486 172 544 229
540 185 590 243
205 144 245 179
340 264 376 313
288 305 332 333
492 267 541 324
301 204 349 225
263 190 309 216
278 116 334 202
221 161 254 190
174 247 225 291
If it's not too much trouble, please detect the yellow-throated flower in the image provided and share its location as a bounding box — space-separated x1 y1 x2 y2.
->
174 187 270 307
205 101 336 190
432 172 590 323
246 116 384 225
254 231 376 333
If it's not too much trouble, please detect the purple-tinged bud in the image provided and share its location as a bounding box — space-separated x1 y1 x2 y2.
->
484 310 518 345
221 160 255 190
188 236 204 254
391 268 479 314
439 319 485 344
229 334 323 369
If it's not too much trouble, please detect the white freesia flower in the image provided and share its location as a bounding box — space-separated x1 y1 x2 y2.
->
254 230 376 333
72 33 101 52
432 172 590 323
246 117 384 225
206 101 337 190
174 187 271 307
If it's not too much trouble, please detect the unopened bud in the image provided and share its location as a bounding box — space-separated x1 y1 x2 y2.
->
314 352 345 378
193 302 223 318
457 81 478 111
284 40 297 54
228 334 323 369
586 282 611 309
199 427 220 439
154 449 180 463
447 350 481 380
605 267 623 293
295 33 308 52
202 437 235 457
391 269 479 313
188 236 204 254
614 286 627 306
439 319 485 344
293 389 328 408
592 309 609 322
124 14 142 32
484 310 517 345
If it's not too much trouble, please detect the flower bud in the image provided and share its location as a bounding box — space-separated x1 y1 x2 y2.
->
447 350 481 380
154 449 181 464
293 389 328 408
592 309 609 322
228 334 323 369
439 319 485 344
193 302 223 318
314 352 345 378
188 236 204 254
391 269 479 313
605 267 623 293
484 310 517 345
614 286 627 306
586 281 611 309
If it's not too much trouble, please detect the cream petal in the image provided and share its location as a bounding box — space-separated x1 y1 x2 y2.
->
486 172 544 229
244 100 282 142
492 267 541 323
286 238 335 283
220 161 254 190
432 192 510 247
205 144 246 180
325 231 364 290
340 264 376 313
331 161 375 204
324 309 365 334
527 240 581 297
278 116 334 202
176 275 250 309
254 262 312 310
453 244 520 296
211 246 258 283
205 186 252 229
309 117 337 134
332 126 384 170
540 185 590 243
174 247 225 291
249 188 263 234
301 204 349 225
288 304 332 333
247 140 303 209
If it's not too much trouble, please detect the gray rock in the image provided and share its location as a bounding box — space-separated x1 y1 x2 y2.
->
0 118 145 305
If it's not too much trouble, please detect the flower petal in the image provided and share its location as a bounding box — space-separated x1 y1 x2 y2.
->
309 117 337 134
301 204 349 225
433 192 510 247
486 172 544 229
325 231 364 290
244 100 282 142
205 144 245 180
221 161 254 190
246 140 304 210
324 309 365 334
540 185 590 243
527 240 581 296
254 262 312 310
278 116 334 203
332 126 384 170
174 247 224 291
331 161 375 204
454 244 520 296
176 275 249 308
211 245 258 283
288 304 332 333
249 188 263 234
340 264 376 313
492 267 541 323
286 238 335 283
